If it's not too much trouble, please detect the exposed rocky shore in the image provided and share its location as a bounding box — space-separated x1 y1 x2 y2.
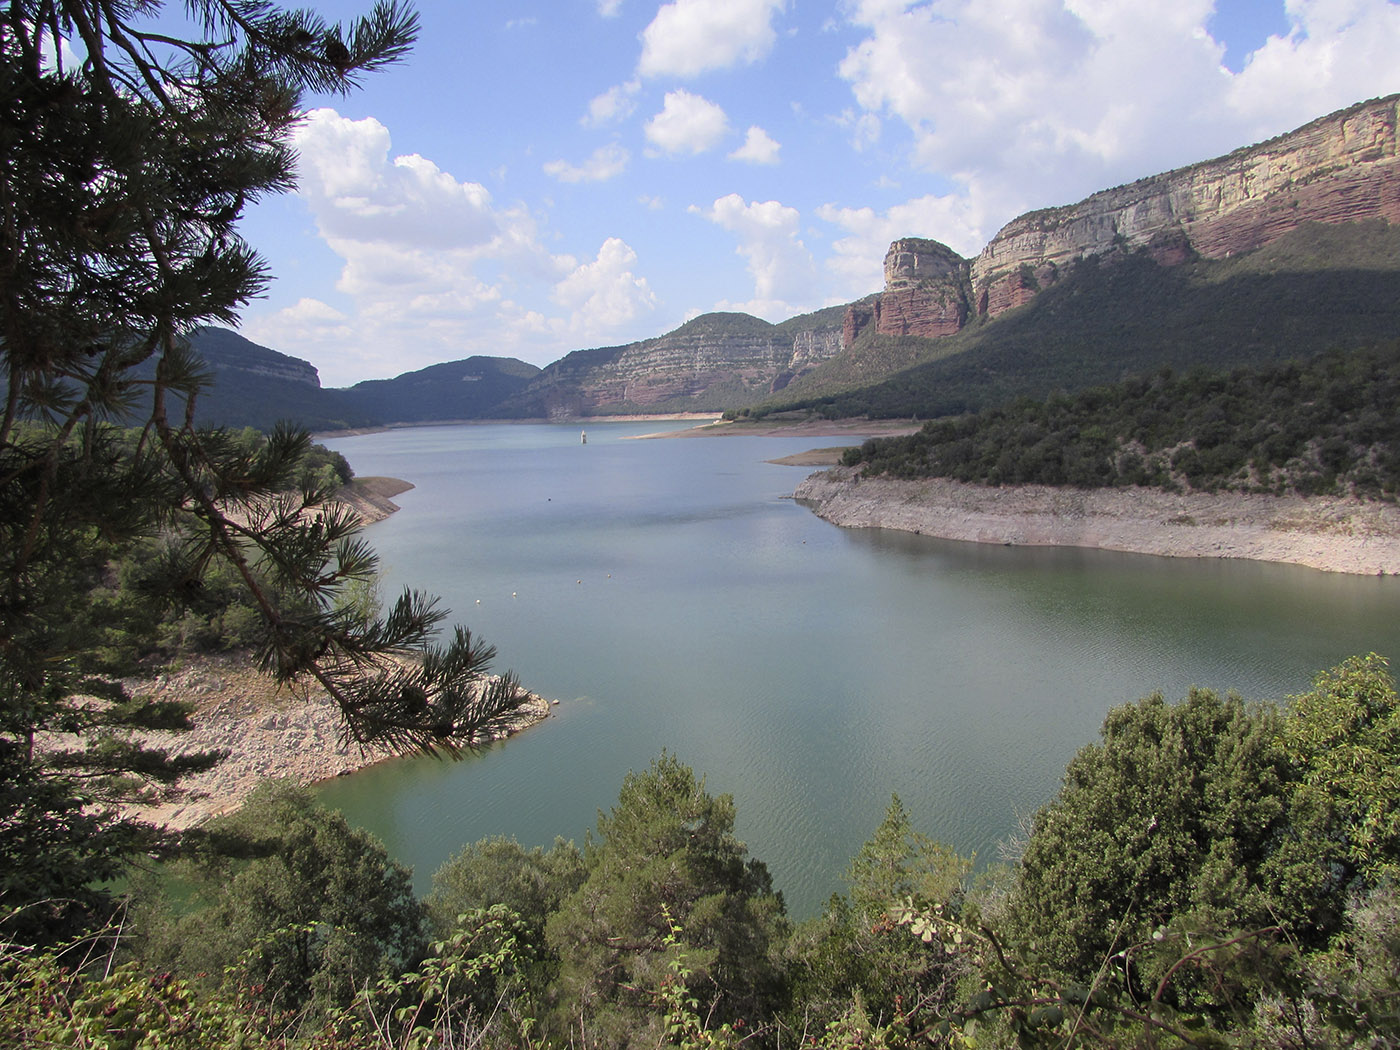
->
795 467 1400 575
336 475 414 524
114 475 552 831
124 656 551 831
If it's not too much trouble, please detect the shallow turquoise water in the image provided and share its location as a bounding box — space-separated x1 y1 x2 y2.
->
317 422 1400 917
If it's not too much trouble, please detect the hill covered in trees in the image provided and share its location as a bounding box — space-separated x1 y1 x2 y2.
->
738 219 1400 422
7 658 1400 1048
840 340 1400 500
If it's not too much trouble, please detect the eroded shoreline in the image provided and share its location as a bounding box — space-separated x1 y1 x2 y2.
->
795 467 1400 575
117 475 553 831
124 656 552 831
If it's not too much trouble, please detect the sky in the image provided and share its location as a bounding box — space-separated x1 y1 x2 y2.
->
226 0 1400 387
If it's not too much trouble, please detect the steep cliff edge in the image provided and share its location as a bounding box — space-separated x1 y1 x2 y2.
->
845 240 973 344
973 94 1400 318
497 307 848 417
846 94 1400 343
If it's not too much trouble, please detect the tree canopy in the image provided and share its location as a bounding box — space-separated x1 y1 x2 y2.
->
545 753 789 1049
1007 657 1400 1023
1 1 533 944
842 342 1400 499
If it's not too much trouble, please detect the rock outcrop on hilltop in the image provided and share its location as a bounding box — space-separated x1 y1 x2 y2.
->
190 326 321 387
496 308 848 417
844 239 973 343
845 94 1400 345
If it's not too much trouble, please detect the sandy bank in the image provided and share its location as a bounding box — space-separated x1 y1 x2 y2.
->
794 467 1400 575
334 476 414 524
120 655 551 831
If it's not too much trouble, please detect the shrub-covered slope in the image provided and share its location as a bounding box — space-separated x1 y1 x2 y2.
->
746 220 1400 421
844 340 1400 500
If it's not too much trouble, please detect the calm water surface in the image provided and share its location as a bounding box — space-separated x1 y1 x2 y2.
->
319 422 1400 917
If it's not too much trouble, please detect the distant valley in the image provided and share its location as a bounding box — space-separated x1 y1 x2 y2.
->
186 93 1400 432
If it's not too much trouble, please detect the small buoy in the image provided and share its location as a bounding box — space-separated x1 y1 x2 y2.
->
577 579 582 584
475 599 481 604
512 592 517 598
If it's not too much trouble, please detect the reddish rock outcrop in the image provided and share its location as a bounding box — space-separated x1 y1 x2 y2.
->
844 240 973 343
970 94 1400 319
846 94 1400 345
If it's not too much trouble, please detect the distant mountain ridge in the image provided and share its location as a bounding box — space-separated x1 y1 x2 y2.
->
179 93 1400 431
843 93 1400 347
180 308 844 429
181 330 540 431
337 357 541 424
490 307 847 418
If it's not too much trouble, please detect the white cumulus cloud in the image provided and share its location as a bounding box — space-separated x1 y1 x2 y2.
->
552 238 659 337
639 0 788 78
817 193 994 298
1227 0 1400 130
293 109 501 253
644 90 731 154
729 126 782 164
243 109 659 383
584 79 640 127
829 0 1400 271
544 143 631 183
696 193 819 317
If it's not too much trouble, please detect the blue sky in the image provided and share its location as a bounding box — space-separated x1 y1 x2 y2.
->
228 0 1400 387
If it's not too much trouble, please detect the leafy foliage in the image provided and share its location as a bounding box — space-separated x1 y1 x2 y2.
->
544 752 790 1049
426 835 585 938
5 697 1400 1047
1007 656 1400 1035
843 342 1400 498
0 0 541 949
785 796 973 1038
1008 689 1298 1010
1281 654 1400 891
140 781 426 1015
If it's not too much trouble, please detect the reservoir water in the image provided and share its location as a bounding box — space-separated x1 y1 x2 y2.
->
319 421 1400 918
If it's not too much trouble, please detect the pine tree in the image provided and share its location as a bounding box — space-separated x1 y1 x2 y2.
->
0 2 529 945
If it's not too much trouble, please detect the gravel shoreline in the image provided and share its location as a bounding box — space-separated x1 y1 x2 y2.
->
123 656 551 831
795 467 1400 575
115 477 551 831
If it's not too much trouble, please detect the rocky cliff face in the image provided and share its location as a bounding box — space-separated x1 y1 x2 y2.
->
192 326 322 387
973 95 1400 317
844 241 973 344
503 311 848 416
846 94 1400 342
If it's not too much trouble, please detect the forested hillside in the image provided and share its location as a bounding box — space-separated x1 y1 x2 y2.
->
8 659 1400 1048
842 341 1400 499
6 2 1399 1047
741 220 1400 421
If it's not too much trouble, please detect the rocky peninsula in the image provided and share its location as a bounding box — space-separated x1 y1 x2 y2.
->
795 467 1400 575
125 657 551 830
115 474 552 831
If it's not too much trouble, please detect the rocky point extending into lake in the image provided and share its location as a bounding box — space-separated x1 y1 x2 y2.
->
124 655 551 831
794 467 1400 575
112 474 552 831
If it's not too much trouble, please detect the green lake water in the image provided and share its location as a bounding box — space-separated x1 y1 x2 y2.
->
318 421 1400 917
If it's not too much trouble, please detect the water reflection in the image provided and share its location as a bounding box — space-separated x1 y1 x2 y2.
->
317 423 1400 917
